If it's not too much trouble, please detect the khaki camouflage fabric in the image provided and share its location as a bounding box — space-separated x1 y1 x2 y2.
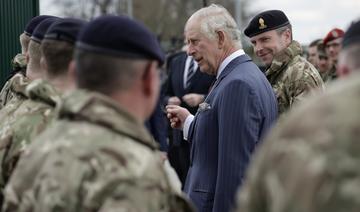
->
265 41 324 115
321 64 338 84
0 74 29 111
235 72 360 212
3 90 194 212
11 54 27 75
0 80 60 190
0 54 28 109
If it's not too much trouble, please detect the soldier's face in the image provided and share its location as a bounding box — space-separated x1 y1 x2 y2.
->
250 30 290 66
325 38 342 62
185 19 222 76
318 55 331 73
307 46 318 67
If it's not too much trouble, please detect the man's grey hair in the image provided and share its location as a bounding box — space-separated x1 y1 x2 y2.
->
275 24 293 40
189 4 242 48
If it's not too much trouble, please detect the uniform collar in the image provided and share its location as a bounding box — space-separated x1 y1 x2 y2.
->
266 40 302 77
59 90 157 150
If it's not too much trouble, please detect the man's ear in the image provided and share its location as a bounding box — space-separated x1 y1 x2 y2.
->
337 64 350 78
283 29 292 43
216 30 226 49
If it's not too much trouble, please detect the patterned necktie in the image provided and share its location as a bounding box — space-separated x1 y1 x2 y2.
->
186 58 195 88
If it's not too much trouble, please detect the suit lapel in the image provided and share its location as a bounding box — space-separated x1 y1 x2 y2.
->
203 54 252 102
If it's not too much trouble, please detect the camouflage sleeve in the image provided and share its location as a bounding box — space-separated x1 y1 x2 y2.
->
0 81 12 109
288 70 324 108
4 146 193 212
1 107 56 186
233 143 270 212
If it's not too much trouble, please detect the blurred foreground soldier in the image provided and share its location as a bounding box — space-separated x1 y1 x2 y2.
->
3 15 193 212
323 28 345 81
337 20 360 77
307 38 322 67
0 15 55 109
0 18 85 197
245 10 324 115
235 19 360 212
317 43 333 82
167 4 277 212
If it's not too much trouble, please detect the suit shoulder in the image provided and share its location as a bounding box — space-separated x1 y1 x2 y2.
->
167 51 186 66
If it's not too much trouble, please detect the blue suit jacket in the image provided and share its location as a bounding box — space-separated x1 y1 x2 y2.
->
184 54 278 212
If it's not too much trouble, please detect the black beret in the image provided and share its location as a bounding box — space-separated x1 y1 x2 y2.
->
76 15 165 65
342 19 360 49
24 15 57 36
31 17 60 43
244 10 290 38
44 18 87 44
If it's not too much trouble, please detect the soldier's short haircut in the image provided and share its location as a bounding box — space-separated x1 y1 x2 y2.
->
19 33 30 54
276 24 293 40
75 49 145 95
309 39 322 47
27 40 42 71
340 44 360 71
41 40 74 78
189 4 242 48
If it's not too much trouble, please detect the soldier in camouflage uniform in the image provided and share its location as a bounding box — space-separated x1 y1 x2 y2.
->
3 15 194 212
0 15 55 109
316 43 333 83
234 19 360 212
244 10 324 115
0 18 85 200
322 28 345 83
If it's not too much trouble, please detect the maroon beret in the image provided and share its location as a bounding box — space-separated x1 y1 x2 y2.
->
323 28 344 45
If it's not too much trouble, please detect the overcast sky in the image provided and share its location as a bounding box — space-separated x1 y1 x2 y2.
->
40 0 360 45
248 0 360 44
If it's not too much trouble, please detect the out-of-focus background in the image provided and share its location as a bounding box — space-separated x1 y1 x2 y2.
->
39 0 360 48
1 0 359 85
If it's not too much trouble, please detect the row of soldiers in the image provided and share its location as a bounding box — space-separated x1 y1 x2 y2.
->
0 3 359 212
0 15 193 211
307 28 344 83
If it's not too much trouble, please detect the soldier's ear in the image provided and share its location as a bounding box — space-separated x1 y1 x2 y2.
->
337 64 350 77
25 52 30 64
40 56 48 73
68 60 78 88
142 61 159 97
282 28 292 44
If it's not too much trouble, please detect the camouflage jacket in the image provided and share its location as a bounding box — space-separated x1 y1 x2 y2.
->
321 64 338 84
0 54 28 109
3 90 193 212
235 73 360 212
10 53 27 76
0 79 61 191
265 41 324 115
0 73 29 111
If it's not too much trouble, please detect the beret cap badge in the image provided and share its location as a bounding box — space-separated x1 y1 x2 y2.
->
332 30 339 37
258 18 267 30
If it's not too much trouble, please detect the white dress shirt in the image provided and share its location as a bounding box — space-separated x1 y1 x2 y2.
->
183 56 198 88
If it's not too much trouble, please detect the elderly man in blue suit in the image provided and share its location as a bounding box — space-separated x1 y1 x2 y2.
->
166 4 278 212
